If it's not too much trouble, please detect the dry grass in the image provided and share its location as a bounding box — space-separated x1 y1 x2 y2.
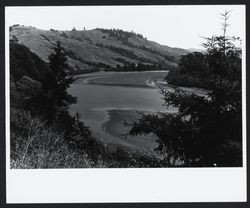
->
10 108 111 168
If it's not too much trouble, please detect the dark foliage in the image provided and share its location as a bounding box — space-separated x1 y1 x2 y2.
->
26 41 77 122
10 42 49 81
128 11 242 167
54 111 107 161
70 65 100 75
97 28 146 44
166 52 212 88
105 62 172 72
166 67 210 88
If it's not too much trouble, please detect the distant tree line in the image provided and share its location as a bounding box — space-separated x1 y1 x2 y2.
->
96 28 147 42
105 62 169 72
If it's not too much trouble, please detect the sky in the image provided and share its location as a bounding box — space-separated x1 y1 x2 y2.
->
5 5 245 49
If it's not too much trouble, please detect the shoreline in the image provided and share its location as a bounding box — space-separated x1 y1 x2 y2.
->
73 70 169 79
101 108 160 156
86 107 176 155
73 70 169 88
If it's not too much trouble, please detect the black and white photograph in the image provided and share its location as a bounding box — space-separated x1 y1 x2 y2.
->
4 4 247 203
8 5 245 168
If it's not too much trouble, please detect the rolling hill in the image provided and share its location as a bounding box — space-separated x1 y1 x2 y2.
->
9 25 189 73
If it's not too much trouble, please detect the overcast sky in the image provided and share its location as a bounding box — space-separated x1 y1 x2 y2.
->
5 5 245 49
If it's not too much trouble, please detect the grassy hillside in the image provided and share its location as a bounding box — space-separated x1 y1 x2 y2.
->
10 25 189 73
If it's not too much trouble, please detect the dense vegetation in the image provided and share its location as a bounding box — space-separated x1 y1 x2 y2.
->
10 38 49 81
128 11 242 167
166 52 210 88
166 35 241 89
96 28 146 43
105 62 169 72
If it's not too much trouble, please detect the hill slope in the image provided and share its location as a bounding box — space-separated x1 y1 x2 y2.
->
10 25 189 72
10 42 49 81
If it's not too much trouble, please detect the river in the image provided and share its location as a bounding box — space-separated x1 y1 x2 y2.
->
68 71 205 155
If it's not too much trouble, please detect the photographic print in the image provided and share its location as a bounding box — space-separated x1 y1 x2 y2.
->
7 5 245 169
5 4 247 204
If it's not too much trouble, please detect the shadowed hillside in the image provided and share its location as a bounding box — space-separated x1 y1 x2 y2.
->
10 41 49 81
10 41 49 107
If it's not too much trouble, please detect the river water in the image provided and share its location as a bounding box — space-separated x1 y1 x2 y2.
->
68 71 204 154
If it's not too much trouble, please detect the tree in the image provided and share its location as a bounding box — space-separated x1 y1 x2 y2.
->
29 41 76 121
202 11 241 85
128 11 242 167
178 52 207 75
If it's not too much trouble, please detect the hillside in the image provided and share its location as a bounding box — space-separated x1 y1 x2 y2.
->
10 41 49 81
9 25 189 73
10 42 49 107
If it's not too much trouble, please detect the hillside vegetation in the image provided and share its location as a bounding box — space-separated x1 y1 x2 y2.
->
10 25 188 73
10 41 49 81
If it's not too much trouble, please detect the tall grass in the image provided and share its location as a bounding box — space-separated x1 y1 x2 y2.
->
10 108 110 168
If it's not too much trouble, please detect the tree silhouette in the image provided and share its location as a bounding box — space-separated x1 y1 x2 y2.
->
29 41 76 121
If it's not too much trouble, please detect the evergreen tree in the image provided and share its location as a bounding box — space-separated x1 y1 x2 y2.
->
29 41 76 121
128 11 242 167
